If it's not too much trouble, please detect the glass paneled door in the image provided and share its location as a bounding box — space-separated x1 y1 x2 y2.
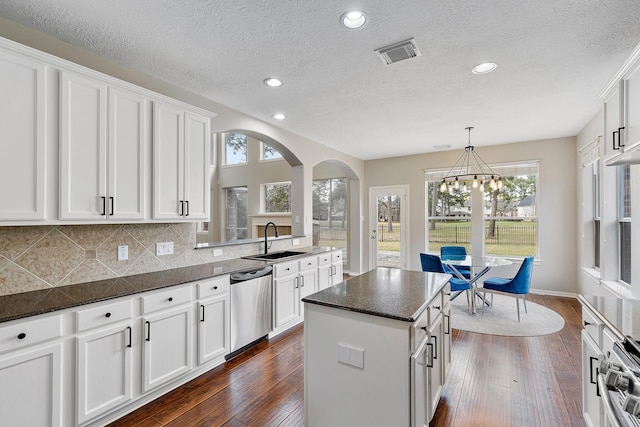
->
369 186 408 269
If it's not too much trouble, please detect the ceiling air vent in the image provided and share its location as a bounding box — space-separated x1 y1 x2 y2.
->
375 38 421 65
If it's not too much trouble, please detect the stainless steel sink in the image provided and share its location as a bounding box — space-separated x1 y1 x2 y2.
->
242 250 307 261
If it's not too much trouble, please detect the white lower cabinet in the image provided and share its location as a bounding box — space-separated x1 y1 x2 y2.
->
273 256 318 334
76 323 133 424
142 304 192 393
197 276 231 365
317 250 344 291
0 312 63 427
0 343 62 426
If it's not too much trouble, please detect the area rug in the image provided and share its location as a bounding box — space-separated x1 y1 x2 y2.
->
450 292 565 337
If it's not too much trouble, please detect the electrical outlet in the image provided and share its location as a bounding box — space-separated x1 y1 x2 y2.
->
155 242 174 256
213 249 223 257
117 245 128 261
292 239 300 246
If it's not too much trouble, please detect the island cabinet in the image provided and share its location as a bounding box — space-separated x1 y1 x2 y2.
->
303 268 451 427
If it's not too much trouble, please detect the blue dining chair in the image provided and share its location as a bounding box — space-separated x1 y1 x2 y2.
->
440 246 471 279
481 256 534 322
420 253 472 313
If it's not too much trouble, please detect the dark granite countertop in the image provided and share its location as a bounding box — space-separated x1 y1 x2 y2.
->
0 246 336 324
302 267 451 322
579 294 640 341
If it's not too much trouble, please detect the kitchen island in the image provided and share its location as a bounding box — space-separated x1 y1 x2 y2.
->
302 267 451 427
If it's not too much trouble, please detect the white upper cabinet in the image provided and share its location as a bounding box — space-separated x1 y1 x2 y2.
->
59 70 148 221
153 101 211 220
0 48 47 221
602 46 640 165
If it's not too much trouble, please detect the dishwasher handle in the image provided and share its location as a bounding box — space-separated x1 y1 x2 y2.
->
230 265 273 283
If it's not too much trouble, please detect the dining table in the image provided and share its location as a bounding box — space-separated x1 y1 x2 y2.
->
441 255 512 314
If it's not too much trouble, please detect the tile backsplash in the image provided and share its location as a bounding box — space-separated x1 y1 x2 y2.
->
0 223 312 296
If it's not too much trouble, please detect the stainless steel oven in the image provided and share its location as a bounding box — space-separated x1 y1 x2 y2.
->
598 338 640 427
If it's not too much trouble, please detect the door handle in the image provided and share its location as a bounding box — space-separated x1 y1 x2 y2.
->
589 356 600 397
185 200 189 216
613 130 620 150
109 197 114 216
201 304 205 322
126 326 132 348
179 200 184 216
618 126 626 148
100 196 106 215
145 321 151 341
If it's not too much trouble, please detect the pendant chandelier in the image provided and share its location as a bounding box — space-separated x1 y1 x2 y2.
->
439 127 502 193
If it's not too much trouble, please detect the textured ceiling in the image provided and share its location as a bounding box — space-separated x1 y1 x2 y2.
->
1 1 640 160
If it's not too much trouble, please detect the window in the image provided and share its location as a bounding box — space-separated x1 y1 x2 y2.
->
262 142 283 160
619 164 631 284
484 164 538 257
225 133 247 165
264 182 291 213
225 187 248 240
313 178 348 253
425 161 538 258
425 180 471 253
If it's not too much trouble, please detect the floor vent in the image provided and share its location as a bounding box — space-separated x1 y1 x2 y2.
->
375 38 421 65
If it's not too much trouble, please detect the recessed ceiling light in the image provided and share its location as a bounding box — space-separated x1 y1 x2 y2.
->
264 77 282 87
472 62 498 74
273 113 285 120
341 10 367 29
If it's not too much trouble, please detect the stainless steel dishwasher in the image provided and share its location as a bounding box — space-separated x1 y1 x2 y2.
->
228 265 273 356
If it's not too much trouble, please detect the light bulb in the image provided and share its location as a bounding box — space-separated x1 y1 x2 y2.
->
440 181 447 192
497 179 503 190
454 178 459 190
479 181 485 192
462 183 467 192
472 175 478 188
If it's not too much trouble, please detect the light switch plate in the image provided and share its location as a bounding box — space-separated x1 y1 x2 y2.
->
155 242 174 256
117 245 128 261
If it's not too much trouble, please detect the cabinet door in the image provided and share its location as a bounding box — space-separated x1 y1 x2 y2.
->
76 324 133 424
0 49 46 221
317 264 332 291
603 80 624 161
60 70 108 220
153 101 184 220
198 294 230 365
625 61 640 150
427 314 444 420
0 343 62 427
274 275 298 328
142 305 192 393
183 111 211 220
331 261 344 286
582 329 603 427
298 269 317 317
108 87 147 220
442 302 452 380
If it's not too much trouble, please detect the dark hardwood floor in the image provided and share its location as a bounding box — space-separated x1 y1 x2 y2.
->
108 294 585 427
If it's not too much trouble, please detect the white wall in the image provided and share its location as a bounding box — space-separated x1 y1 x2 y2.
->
364 136 578 294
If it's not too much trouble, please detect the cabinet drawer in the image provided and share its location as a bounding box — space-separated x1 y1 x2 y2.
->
0 313 63 354
76 299 132 332
582 306 603 347
299 256 318 271
197 276 230 299
317 253 332 266
331 251 342 263
274 260 299 277
142 285 192 314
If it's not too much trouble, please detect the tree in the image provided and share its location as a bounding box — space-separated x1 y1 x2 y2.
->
265 183 291 212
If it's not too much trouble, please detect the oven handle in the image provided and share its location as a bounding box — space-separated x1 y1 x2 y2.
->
597 373 623 427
